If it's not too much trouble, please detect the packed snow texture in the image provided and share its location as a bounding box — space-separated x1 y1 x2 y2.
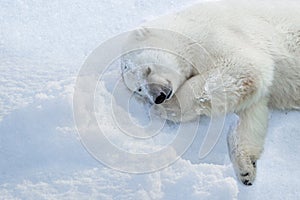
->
0 0 300 199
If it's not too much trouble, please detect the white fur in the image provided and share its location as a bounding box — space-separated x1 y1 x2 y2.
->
121 1 300 185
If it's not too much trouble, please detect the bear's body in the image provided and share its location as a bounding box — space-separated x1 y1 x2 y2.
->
121 1 300 185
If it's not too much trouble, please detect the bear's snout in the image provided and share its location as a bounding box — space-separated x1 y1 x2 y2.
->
155 92 167 104
146 83 172 104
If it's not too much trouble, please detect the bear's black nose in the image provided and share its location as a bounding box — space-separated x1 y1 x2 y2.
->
155 92 167 104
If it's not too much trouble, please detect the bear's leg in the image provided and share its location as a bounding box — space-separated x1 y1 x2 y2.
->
227 98 269 186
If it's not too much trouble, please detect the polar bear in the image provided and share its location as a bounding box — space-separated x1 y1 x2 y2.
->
121 1 300 185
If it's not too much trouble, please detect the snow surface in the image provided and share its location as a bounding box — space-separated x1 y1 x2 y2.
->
0 0 300 199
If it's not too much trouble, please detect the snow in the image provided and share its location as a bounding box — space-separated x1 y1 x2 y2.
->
0 0 299 199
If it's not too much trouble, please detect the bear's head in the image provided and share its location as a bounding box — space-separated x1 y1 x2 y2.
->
121 49 196 105
121 28 197 105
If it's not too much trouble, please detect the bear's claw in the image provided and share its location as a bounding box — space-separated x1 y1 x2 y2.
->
242 179 252 186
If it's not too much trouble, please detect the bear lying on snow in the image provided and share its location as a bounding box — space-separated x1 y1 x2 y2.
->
121 1 300 185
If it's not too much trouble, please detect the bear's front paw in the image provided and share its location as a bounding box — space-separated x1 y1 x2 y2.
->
238 162 256 186
227 130 261 186
234 153 257 186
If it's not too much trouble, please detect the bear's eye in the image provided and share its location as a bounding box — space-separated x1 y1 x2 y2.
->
138 87 142 92
123 64 129 71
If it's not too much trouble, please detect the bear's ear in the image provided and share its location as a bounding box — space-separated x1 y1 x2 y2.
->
134 27 151 41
